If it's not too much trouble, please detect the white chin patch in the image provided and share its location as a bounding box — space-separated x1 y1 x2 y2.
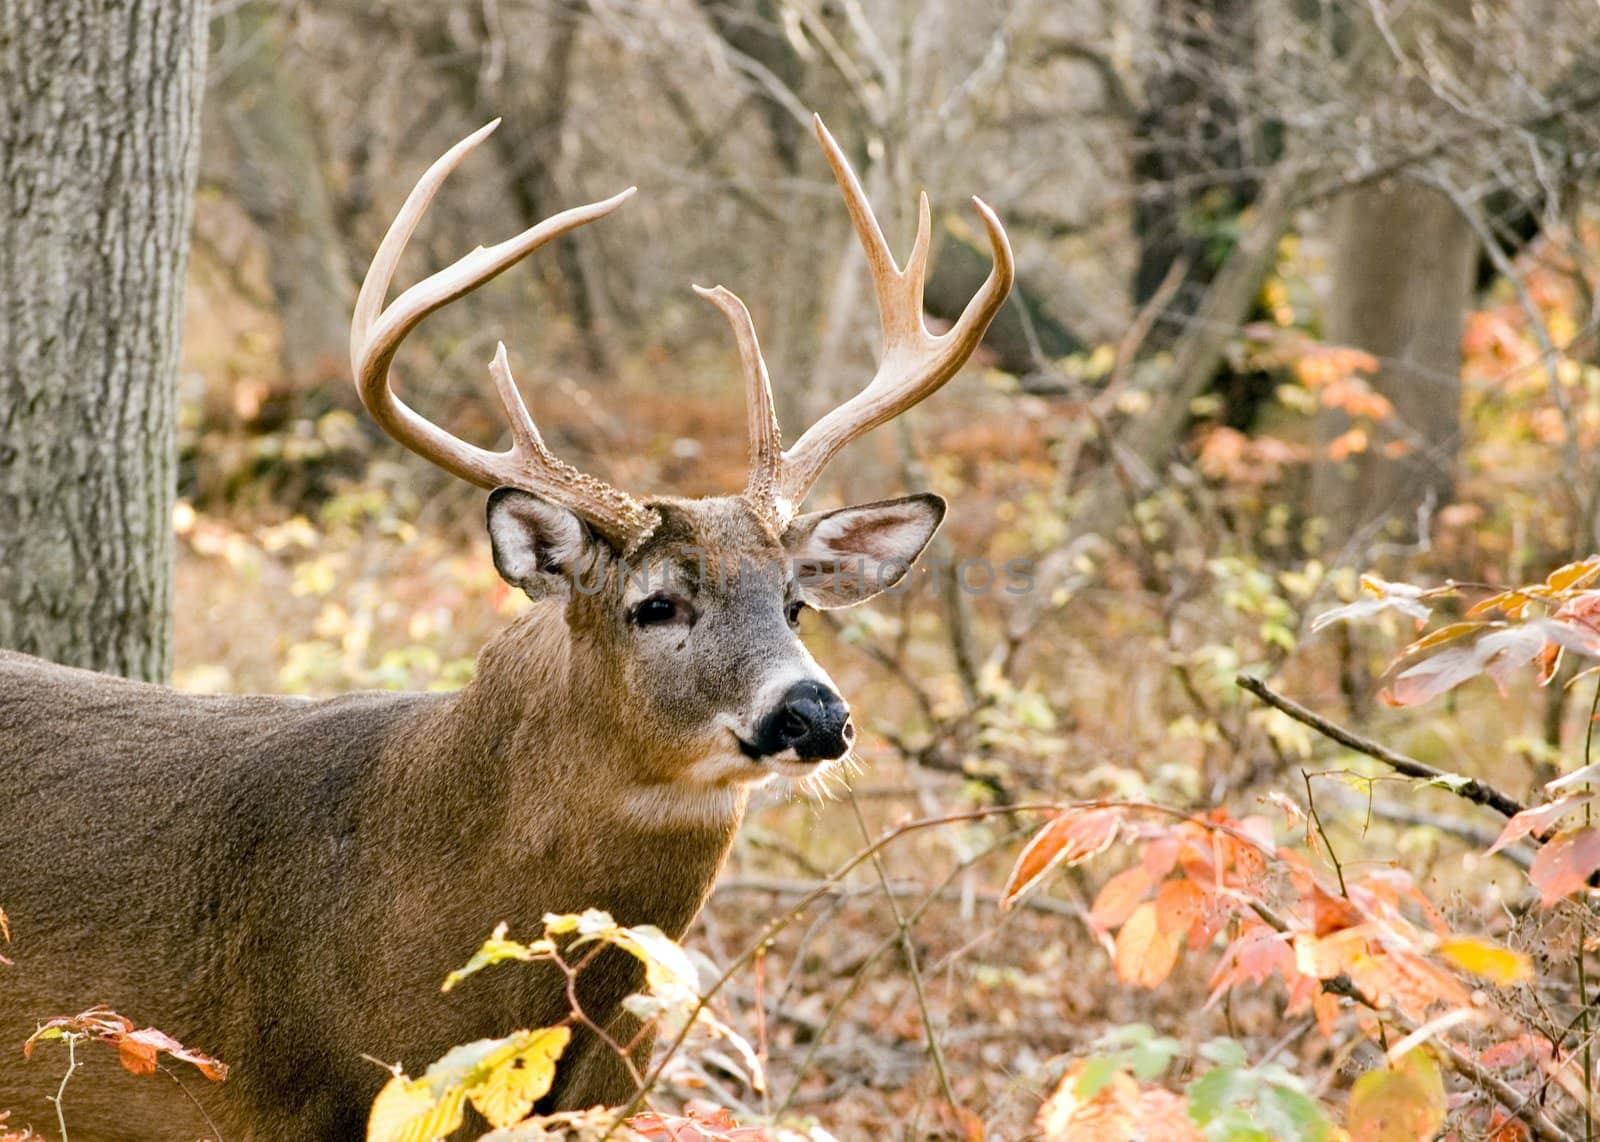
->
687 737 842 786
759 749 834 779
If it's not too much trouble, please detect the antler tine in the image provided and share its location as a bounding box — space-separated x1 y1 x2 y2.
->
770 115 1015 516
692 285 786 526
351 121 656 550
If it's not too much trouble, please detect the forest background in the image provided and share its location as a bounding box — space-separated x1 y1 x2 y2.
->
9 0 1600 1138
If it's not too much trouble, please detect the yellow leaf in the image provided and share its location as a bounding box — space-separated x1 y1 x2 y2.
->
1113 902 1180 988
1437 937 1532 985
1548 558 1600 592
1399 621 1486 659
466 1027 571 1129
441 923 552 993
366 1074 465 1142
1347 1051 1445 1142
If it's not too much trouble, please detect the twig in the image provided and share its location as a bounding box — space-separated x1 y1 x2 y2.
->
1303 771 1348 896
1236 674 1530 822
714 874 1082 918
50 1033 78 1142
158 1061 224 1142
772 826 1034 1114
847 792 958 1110
602 802 1077 1137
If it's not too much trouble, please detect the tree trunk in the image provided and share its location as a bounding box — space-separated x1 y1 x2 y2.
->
1309 0 1479 553
0 0 209 681
1069 169 1301 542
1311 180 1477 549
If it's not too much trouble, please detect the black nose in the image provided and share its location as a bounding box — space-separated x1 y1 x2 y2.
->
749 681 853 762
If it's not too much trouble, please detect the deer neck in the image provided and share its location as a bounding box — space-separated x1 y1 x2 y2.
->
370 604 747 935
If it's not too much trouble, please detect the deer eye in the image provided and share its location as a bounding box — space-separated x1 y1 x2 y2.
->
633 594 684 627
786 599 808 628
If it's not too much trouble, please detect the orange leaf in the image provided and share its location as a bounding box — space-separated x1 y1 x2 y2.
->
1089 866 1152 932
1294 929 1369 981
1036 1064 1203 1142
1312 885 1364 936
1548 558 1600 592
1001 808 1122 909
1113 902 1181 988
1468 591 1533 620
1153 878 1205 940
1327 426 1369 460
1399 621 1487 659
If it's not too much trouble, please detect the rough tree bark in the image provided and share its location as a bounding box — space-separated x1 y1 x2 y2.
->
0 0 209 681
1311 0 1479 551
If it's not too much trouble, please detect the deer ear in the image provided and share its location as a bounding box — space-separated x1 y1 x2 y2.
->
487 488 604 597
782 493 946 609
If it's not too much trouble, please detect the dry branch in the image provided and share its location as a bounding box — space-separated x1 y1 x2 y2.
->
1236 673 1530 822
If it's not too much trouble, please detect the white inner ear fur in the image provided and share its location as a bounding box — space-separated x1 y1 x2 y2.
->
489 493 593 585
786 496 943 607
808 503 935 563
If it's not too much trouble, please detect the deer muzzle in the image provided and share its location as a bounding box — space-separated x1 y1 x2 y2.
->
744 680 853 763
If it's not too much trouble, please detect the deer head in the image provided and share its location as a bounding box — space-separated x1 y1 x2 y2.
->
350 117 1013 807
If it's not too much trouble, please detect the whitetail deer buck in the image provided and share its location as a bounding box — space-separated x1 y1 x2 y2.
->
0 116 1011 1140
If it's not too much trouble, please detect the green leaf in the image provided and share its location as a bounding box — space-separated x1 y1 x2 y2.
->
1187 1065 1250 1124
1257 1084 1331 1142
1073 1054 1121 1099
1198 1038 1249 1068
1131 1037 1182 1081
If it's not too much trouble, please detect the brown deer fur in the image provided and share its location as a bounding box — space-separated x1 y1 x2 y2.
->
0 112 1011 1140
0 493 945 1140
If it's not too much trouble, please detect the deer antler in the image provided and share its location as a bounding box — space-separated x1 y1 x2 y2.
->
351 120 658 550
697 115 1015 530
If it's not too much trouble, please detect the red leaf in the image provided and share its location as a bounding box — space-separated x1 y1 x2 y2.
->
1529 826 1600 905
0 1110 41 1142
21 1006 227 1082
1383 645 1485 706
1207 927 1291 1003
1141 835 1182 881
1479 1034 1554 1070
1488 795 1596 854
630 1105 775 1141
